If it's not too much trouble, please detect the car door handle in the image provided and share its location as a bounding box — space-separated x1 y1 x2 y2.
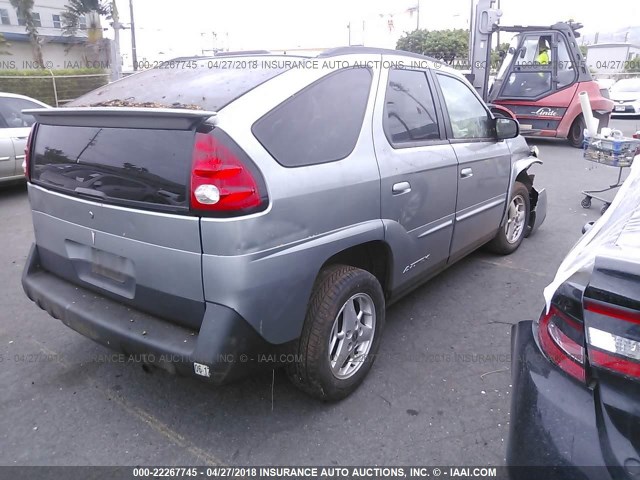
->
460 168 473 179
11 136 27 141
392 181 411 195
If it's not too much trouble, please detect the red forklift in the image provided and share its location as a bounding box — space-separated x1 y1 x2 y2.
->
468 0 614 147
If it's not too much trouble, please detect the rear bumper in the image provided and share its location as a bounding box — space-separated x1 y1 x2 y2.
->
507 321 614 480
22 243 282 384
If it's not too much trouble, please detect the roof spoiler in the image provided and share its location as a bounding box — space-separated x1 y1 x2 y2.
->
22 107 217 130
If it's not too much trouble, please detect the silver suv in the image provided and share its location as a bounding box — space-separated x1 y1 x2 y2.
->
21 48 547 401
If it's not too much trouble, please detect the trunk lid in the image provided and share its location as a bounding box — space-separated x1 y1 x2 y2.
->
26 108 216 330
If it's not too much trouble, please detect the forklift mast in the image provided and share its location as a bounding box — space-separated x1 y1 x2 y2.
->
469 0 502 101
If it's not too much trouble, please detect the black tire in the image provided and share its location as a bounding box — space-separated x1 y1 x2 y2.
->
568 115 586 148
486 182 530 255
287 265 385 401
581 196 592 209
601 203 610 215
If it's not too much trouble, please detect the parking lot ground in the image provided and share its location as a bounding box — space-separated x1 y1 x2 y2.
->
1 119 639 466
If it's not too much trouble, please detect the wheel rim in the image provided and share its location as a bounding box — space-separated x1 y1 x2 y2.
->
505 195 526 244
328 293 376 380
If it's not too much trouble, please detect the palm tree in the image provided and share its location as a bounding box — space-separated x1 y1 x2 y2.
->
9 0 44 66
0 33 10 55
62 0 112 42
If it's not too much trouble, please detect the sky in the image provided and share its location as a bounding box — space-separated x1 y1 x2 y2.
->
109 0 640 69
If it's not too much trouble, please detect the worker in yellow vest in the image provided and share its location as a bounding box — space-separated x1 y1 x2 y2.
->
537 37 551 65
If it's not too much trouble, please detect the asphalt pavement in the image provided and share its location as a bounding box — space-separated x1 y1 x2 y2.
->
1 118 639 466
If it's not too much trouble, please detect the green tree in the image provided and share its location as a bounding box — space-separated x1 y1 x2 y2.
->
396 28 469 65
625 55 640 73
62 0 112 41
9 0 44 66
0 33 10 55
491 42 510 69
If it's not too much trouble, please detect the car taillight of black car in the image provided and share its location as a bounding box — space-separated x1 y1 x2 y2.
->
537 304 587 383
536 286 640 385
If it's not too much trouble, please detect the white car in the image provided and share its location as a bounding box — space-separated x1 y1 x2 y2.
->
0 92 49 185
596 78 616 91
610 78 640 116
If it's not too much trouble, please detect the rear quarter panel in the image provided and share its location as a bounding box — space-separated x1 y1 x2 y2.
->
199 56 385 344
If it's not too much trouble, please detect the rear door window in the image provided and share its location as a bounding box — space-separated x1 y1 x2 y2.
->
383 69 441 146
252 68 373 167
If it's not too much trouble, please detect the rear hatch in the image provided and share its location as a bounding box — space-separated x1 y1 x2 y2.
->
27 108 212 330
24 57 289 330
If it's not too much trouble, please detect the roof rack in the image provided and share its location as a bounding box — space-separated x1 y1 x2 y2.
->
317 45 443 64
214 50 272 57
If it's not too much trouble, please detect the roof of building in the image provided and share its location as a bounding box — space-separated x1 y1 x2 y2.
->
587 42 640 50
2 32 87 45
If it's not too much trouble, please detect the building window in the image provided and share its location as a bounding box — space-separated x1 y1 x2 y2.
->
0 9 10 25
52 14 61 29
19 12 41 27
79 16 87 30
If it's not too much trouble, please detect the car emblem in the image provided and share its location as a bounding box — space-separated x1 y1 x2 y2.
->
534 107 558 117
89 210 94 219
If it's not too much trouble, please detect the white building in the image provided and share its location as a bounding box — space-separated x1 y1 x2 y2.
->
586 42 640 75
0 0 97 70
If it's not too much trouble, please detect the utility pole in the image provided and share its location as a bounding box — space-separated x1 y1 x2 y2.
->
496 0 501 51
347 22 351 46
111 0 122 80
129 0 138 70
416 0 420 30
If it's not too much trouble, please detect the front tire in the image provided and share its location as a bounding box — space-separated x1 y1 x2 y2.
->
486 182 530 255
568 115 586 148
287 265 385 401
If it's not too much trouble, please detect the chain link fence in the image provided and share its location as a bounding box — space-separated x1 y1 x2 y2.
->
0 71 110 106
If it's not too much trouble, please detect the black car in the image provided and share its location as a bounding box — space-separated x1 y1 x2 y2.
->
507 163 640 480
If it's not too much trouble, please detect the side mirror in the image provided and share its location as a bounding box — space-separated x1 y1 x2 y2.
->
495 117 519 140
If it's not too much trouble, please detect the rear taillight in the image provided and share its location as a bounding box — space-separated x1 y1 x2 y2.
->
190 129 266 214
23 125 36 180
537 306 586 382
585 299 640 380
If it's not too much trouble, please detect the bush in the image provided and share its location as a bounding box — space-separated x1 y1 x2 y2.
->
0 68 109 105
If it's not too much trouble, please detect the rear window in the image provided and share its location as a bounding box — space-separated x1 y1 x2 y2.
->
31 125 194 211
68 57 289 111
252 68 373 167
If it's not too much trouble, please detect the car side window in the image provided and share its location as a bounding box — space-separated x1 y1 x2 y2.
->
383 69 440 145
0 98 41 128
436 74 494 140
252 68 372 167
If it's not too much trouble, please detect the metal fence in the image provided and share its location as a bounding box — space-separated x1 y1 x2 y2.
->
0 72 110 106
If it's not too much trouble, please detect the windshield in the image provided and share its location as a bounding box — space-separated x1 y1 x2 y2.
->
611 78 640 93
496 35 519 81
